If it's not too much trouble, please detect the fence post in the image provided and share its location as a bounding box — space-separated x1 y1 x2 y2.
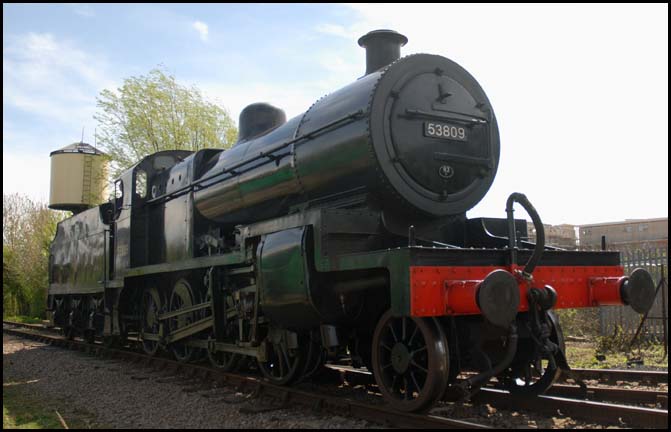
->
628 271 665 348
661 266 668 359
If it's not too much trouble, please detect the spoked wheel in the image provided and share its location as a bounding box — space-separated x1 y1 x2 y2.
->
140 287 162 356
372 311 449 412
501 312 565 396
169 279 196 362
258 333 304 385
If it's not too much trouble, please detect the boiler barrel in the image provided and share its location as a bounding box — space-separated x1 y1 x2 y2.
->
193 54 499 224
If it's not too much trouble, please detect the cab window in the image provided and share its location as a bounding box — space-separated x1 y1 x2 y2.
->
135 170 147 199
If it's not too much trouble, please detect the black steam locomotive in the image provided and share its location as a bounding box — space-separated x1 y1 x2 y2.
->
47 30 654 412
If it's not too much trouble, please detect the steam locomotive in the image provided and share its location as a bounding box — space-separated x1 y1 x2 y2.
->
47 30 655 412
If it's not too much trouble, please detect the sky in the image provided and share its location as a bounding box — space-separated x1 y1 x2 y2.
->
3 3 668 226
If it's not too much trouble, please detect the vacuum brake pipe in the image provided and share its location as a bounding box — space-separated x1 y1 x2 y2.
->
506 192 544 277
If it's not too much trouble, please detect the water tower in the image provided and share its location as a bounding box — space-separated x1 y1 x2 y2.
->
49 142 108 213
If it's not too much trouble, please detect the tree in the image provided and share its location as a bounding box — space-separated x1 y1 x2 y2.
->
94 68 238 178
2 194 63 318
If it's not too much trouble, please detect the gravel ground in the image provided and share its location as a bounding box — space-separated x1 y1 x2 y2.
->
3 334 375 429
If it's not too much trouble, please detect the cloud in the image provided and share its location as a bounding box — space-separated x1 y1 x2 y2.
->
314 23 351 39
193 21 209 42
3 32 116 124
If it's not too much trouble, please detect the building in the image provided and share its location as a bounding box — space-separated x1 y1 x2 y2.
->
578 217 668 250
527 223 578 249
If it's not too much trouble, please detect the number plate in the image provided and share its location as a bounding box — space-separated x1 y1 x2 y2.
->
424 122 468 142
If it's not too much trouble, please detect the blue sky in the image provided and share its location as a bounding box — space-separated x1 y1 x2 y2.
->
3 3 668 225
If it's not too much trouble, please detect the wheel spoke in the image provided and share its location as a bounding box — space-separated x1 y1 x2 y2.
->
387 322 399 343
410 346 427 357
391 374 400 394
281 346 292 374
409 371 422 394
407 325 419 346
410 359 428 373
276 345 286 377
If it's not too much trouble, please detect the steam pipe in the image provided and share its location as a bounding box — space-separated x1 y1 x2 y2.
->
506 192 545 276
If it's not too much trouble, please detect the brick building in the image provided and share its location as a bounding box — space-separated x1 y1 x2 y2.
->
578 217 668 250
526 223 578 249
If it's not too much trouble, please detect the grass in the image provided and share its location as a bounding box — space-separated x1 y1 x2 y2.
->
557 310 668 370
3 385 65 429
3 315 44 325
565 339 669 369
3 382 100 429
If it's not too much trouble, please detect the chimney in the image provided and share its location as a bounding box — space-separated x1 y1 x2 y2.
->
358 29 408 75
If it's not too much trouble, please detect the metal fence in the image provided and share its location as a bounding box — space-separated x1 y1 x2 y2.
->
598 247 668 340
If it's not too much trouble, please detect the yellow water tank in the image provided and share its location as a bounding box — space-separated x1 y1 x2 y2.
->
49 142 108 212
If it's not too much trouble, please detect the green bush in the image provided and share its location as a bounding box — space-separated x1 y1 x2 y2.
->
3 194 64 319
596 325 631 353
555 308 600 337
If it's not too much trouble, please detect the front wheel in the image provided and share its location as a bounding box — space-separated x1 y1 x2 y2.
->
371 311 449 412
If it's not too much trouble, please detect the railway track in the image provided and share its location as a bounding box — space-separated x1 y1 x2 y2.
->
4 321 668 429
559 368 668 386
327 364 668 408
326 365 668 427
